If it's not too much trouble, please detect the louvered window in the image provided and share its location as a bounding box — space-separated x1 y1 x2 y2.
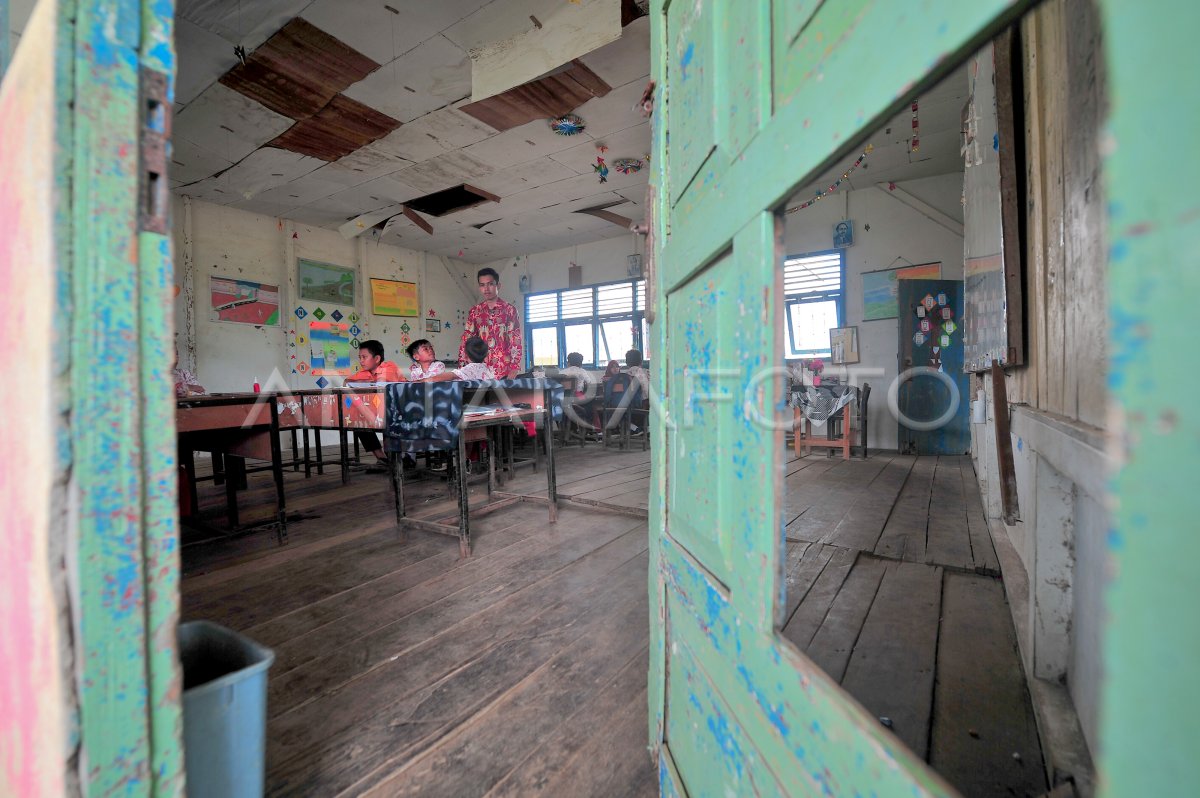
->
783 250 845 358
523 277 651 369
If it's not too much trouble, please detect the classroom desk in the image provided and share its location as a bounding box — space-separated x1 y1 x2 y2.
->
176 392 301 542
383 379 561 558
792 384 859 461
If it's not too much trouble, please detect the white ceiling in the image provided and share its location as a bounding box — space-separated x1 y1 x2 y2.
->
8 0 965 262
168 0 653 263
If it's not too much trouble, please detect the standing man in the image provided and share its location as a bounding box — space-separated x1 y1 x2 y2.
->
459 267 523 378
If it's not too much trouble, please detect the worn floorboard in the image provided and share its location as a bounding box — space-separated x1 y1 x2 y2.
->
931 572 1047 797
180 444 1041 797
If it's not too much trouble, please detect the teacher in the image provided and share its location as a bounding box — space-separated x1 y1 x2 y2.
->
459 267 523 378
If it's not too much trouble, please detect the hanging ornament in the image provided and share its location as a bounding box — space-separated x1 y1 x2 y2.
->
786 146 873 214
594 155 609 183
614 158 643 175
550 114 586 135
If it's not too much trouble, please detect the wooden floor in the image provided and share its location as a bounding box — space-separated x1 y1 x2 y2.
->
181 444 1045 797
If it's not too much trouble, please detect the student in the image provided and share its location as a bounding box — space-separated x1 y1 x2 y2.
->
560 351 602 430
622 349 650 395
423 336 496 381
348 339 404 383
406 338 444 380
602 359 622 383
173 361 205 398
347 340 404 467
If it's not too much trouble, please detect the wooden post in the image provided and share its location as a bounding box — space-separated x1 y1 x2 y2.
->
990 360 1020 524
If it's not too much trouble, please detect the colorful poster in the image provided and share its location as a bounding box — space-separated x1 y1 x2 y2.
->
209 276 280 325
298 258 356 306
370 278 418 317
861 262 942 321
309 321 353 376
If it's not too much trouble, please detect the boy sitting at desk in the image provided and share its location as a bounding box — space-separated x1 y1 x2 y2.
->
406 338 444 380
348 339 405 468
421 336 496 381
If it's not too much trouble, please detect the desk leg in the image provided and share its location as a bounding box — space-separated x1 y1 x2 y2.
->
842 403 852 461
487 429 496 498
389 452 408 539
225 455 244 528
269 421 288 545
793 407 801 457
179 446 199 517
303 427 312 478
544 407 558 523
290 429 299 471
456 432 471 558
339 429 350 485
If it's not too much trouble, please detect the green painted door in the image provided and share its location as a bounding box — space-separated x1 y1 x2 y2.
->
646 1 1031 794
0 0 183 794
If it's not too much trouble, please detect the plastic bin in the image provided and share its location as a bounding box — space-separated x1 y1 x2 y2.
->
179 620 275 798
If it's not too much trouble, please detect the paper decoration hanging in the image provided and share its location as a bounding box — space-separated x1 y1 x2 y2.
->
911 99 920 153
593 155 609 183
550 114 585 135
786 145 873 213
613 158 643 175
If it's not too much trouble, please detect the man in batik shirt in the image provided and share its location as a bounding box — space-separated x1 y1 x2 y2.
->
459 267 523 378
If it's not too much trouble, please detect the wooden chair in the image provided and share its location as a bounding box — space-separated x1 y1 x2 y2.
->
603 375 648 450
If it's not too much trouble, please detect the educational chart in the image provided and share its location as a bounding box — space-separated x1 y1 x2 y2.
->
861 262 942 321
309 320 353 376
370 278 418 317
209 276 280 325
298 258 356 306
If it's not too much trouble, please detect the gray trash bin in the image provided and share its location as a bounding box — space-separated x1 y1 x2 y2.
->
179 620 275 798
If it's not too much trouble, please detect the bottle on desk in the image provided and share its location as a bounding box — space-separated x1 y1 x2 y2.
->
252 377 261 394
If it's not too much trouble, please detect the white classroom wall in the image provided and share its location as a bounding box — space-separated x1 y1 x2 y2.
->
172 196 476 393
783 173 966 452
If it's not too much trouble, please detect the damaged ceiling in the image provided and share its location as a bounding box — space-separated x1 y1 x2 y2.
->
171 0 655 263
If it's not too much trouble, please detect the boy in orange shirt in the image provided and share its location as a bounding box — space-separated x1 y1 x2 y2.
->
347 340 404 467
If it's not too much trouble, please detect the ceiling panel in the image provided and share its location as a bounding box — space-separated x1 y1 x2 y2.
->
576 15 652 89
567 77 647 140
299 0 493 66
269 94 401 161
218 18 379 120
468 157 579 197
170 137 234 185
390 150 496 194
342 35 472 124
458 60 610 132
174 83 295 170
214 147 327 201
462 117 595 171
175 18 240 106
547 122 649 174
370 108 497 164
176 0 312 49
313 149 415 188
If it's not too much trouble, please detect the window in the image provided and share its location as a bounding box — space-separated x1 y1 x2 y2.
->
783 251 844 358
524 278 648 368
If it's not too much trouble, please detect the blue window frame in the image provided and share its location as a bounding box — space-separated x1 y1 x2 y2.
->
783 250 845 358
524 278 649 369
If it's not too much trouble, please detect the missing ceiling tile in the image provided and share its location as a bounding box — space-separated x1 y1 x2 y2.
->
406 184 500 217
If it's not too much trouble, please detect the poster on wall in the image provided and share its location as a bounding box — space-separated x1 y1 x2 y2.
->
209 276 280 325
298 258 356 306
370 278 418 317
309 320 353 375
861 262 942 321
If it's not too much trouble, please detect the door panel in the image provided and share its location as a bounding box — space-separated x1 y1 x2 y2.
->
665 0 717 205
897 279 970 455
651 0 1031 793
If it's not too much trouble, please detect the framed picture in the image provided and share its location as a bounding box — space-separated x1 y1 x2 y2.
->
209 276 280 326
829 327 860 364
861 262 942 320
833 220 854 249
369 278 418 317
425 318 441 333
298 258 356 306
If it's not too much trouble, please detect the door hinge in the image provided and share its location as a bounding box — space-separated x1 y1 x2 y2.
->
139 67 171 234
